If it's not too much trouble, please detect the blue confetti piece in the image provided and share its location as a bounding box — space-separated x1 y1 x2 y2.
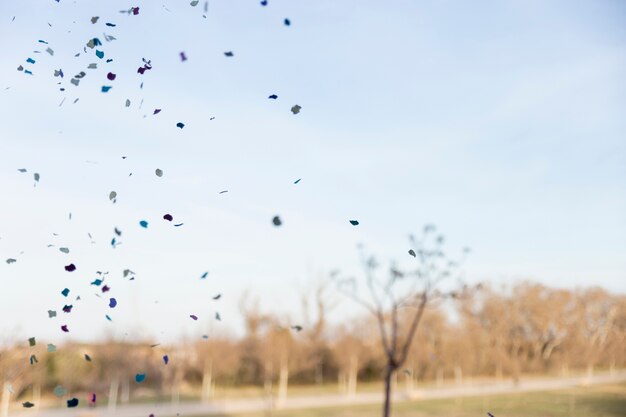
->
109 298 117 308
101 86 112 93
61 288 70 297
105 22 116 27
67 398 78 408
95 50 104 59
26 58 35 64
294 178 301 184
139 220 148 228
349 220 359 226
105 315 112 321
135 373 146 383
38 40 48 44
24 70 33 75
163 355 169 365
92 38 102 46
200 272 208 279
91 279 103 286
176 122 185 129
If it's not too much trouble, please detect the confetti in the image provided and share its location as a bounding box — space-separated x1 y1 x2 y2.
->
18 168 27 173
180 52 187 62
109 191 117 201
101 86 112 93
5 258 16 264
84 354 92 361
139 220 148 228
59 247 70 254
294 178 301 184
22 402 34 408
212 294 221 300
349 220 359 226
132 7 139 15
125 99 131 107
91 16 99 24
272 215 282 226
135 373 146 383
47 344 56 352
176 122 185 129
174 223 184 227
61 288 69 297
163 355 169 364
190 0 199 5
48 310 57 318
95 50 104 59
260 0 268 5
61 325 69 332
106 315 112 321
67 398 79 408
224 51 234 57
487 413 495 417
28 337 36 346
153 108 161 115
268 94 278 99
34 173 40 183
109 298 117 308
102 285 110 292
29 355 38 365
215 312 221 321
291 104 301 114
53 386 67 397
284 18 291 26
62 305 72 313
200 272 208 279
64 263 76 272
219 190 228 194
107 72 116 80
26 58 35 64
190 314 198 320
155 168 163 177
291 325 303 332
163 214 173 221
408 249 416 257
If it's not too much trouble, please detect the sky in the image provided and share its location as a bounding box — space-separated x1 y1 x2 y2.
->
0 0 625 344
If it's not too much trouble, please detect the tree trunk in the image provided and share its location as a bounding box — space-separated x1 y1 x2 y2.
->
201 360 213 403
348 355 358 397
382 364 395 417
121 378 130 404
108 375 119 412
454 365 463 385
1 381 10 417
33 384 41 410
277 356 289 408
585 364 593 385
436 367 444 387
405 370 414 396
172 368 183 408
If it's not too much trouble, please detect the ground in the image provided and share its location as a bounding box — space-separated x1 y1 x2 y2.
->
220 382 626 417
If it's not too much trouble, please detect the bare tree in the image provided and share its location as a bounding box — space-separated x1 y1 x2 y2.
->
334 225 470 417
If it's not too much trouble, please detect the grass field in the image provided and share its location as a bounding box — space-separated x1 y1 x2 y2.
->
222 382 626 417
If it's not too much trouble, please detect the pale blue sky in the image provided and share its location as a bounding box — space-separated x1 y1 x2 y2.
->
0 0 625 343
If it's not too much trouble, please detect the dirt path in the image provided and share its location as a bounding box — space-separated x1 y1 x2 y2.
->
12 371 626 417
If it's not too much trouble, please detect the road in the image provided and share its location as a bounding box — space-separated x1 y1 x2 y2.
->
12 371 626 417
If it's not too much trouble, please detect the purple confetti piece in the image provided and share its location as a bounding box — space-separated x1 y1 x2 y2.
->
64 263 76 272
190 314 198 320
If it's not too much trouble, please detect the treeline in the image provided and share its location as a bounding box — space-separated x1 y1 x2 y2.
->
1 282 624 407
